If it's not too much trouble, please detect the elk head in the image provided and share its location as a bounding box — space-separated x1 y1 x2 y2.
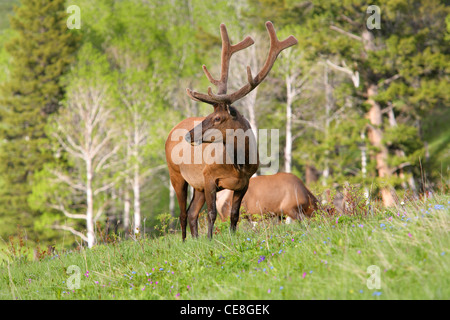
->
185 105 245 145
185 21 298 146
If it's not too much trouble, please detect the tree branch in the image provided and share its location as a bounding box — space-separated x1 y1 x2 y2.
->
94 200 110 222
378 74 401 86
51 170 86 192
94 144 121 173
52 131 85 159
90 130 117 159
390 162 412 174
326 59 359 88
329 25 362 41
292 119 325 132
93 180 118 196
49 203 87 220
339 14 360 27
52 224 88 242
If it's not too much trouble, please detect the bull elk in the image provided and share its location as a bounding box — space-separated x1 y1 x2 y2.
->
216 173 318 222
165 22 297 240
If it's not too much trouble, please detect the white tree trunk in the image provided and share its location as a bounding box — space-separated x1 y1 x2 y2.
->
322 64 331 186
246 89 259 142
86 160 95 248
51 84 118 248
131 110 142 236
133 162 141 234
169 180 175 217
285 75 293 173
123 183 131 236
360 131 367 179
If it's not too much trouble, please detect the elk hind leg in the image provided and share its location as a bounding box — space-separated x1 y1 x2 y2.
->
171 175 188 241
203 181 218 240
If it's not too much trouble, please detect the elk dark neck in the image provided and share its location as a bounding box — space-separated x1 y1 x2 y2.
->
225 132 259 173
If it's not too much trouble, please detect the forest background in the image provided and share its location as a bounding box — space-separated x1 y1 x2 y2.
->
0 0 448 248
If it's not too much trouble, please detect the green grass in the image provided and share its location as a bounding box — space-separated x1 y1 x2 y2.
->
1 194 449 300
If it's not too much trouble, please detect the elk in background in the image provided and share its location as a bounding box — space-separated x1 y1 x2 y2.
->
216 173 318 222
165 22 297 240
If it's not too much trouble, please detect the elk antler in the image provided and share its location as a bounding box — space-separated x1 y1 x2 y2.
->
187 21 298 105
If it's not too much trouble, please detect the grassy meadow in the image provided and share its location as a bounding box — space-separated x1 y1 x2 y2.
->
0 0 448 304
1 193 448 300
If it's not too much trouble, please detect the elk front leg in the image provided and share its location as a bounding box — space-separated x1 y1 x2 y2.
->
204 181 218 240
187 189 205 238
229 186 248 232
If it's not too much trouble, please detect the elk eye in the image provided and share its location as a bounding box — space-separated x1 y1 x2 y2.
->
214 116 221 122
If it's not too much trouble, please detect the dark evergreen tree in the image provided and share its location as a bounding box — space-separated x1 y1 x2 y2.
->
285 0 448 203
0 0 79 237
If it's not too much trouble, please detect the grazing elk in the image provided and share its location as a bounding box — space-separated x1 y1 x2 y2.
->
216 173 318 222
165 22 297 240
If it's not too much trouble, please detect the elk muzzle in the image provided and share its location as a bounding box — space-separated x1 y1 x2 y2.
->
185 130 202 146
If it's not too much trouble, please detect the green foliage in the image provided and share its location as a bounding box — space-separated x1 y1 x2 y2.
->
285 0 447 195
0 0 448 247
0 0 19 31
245 0 305 28
0 29 14 84
0 194 448 299
0 0 79 238
384 125 423 156
154 213 178 236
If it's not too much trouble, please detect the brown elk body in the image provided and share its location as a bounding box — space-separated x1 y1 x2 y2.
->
216 173 318 222
165 22 297 240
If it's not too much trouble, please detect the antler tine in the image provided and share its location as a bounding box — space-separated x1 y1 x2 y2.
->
264 21 298 60
203 23 254 95
259 21 298 77
202 65 219 87
208 21 298 104
186 21 296 106
186 88 216 105
187 23 254 105
246 66 255 87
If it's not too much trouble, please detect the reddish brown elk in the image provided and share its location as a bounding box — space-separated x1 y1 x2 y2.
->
216 173 318 222
165 22 297 240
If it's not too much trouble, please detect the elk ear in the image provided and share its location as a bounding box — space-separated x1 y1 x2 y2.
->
228 106 237 118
